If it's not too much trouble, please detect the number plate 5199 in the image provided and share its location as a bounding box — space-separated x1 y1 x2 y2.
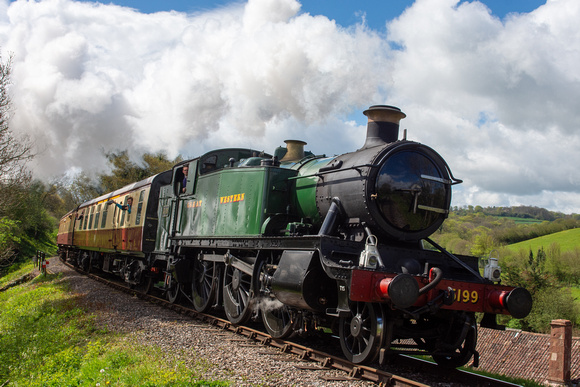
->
452 288 479 304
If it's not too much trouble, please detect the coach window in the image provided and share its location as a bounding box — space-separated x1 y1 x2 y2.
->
127 196 133 225
76 212 83 230
113 204 119 227
94 204 101 229
120 197 127 227
136 190 144 225
83 208 90 230
88 207 95 230
101 203 108 228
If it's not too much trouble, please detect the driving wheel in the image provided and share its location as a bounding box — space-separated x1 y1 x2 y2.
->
262 303 294 339
166 273 181 304
223 265 253 324
256 257 294 339
432 313 478 368
191 260 217 312
339 302 384 364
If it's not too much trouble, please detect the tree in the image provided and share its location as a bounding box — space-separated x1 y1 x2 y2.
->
525 287 579 333
68 172 103 207
0 51 35 270
0 217 21 271
498 247 567 332
98 150 180 193
470 227 496 257
0 53 33 211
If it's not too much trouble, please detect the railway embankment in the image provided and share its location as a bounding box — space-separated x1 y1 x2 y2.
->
3 257 577 386
26 258 381 386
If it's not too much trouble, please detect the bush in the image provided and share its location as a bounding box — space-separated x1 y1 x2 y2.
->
523 287 579 333
0 217 21 273
553 248 580 285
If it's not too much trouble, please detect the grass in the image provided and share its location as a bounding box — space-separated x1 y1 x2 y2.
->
502 217 545 225
0 270 229 386
506 227 580 254
1 266 546 387
462 367 544 387
408 355 543 387
571 287 580 301
0 261 35 288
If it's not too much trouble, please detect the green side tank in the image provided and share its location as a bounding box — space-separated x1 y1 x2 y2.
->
157 143 333 240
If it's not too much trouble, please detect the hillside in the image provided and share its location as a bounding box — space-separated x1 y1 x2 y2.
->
451 204 576 221
433 205 580 257
506 228 580 254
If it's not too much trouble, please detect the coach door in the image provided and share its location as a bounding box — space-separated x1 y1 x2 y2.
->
112 203 119 249
119 197 130 251
99 201 113 250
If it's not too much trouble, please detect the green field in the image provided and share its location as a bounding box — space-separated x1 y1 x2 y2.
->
506 227 580 253
502 217 545 225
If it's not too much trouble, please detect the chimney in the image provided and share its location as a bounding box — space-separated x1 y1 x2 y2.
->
361 105 406 149
280 140 306 162
547 319 572 386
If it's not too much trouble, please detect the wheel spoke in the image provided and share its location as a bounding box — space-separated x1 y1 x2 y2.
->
238 282 250 308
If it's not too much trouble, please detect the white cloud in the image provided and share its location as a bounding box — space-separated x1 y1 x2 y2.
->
2 0 389 175
387 0 580 213
1 0 579 213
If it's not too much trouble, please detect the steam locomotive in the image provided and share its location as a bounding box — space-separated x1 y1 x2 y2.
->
57 105 532 368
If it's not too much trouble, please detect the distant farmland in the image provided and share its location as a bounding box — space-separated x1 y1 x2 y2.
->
506 228 580 253
502 216 544 225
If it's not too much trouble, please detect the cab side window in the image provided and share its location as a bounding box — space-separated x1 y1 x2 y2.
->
176 166 188 195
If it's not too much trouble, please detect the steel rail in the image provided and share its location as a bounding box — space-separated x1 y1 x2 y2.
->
61 260 522 387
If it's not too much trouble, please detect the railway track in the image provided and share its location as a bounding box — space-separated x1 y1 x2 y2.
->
60 259 523 387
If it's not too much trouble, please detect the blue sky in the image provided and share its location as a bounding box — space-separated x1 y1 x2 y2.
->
96 0 547 29
2 0 580 213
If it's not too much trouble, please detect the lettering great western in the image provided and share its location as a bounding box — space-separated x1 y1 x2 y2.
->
219 193 245 204
186 193 245 208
